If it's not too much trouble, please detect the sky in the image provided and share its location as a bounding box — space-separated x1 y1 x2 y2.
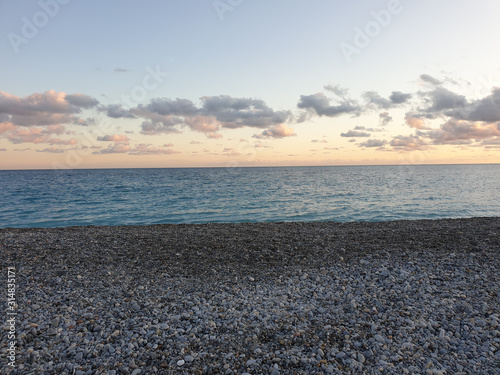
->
1 0 500 169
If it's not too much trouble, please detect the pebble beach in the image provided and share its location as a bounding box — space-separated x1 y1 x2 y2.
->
1 218 499 374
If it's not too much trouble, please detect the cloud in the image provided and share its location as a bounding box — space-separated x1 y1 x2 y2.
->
422 87 467 113
340 130 370 137
389 91 412 104
444 88 500 122
114 68 131 73
0 90 99 145
254 124 296 139
134 98 199 117
0 91 98 120
480 137 500 146
64 94 99 108
95 142 180 155
417 119 500 145
324 84 349 97
103 104 135 119
207 132 223 139
129 95 291 136
94 143 131 154
139 118 184 135
420 74 442 86
311 139 328 143
0 148 6 151
363 91 391 109
132 98 198 135
405 114 430 129
4 125 77 145
36 147 65 153
363 91 412 109
0 122 16 134
297 92 360 117
128 144 181 155
97 134 130 142
72 117 97 126
183 115 220 134
390 135 429 151
353 126 383 132
190 140 202 144
201 95 291 129
359 139 387 148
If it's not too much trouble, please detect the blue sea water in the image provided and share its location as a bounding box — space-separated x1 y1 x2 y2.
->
0 164 499 228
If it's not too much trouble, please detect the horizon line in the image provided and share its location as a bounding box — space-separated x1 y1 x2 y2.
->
1 162 499 171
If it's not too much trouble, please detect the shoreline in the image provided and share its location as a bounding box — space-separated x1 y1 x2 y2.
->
1 215 499 230
1 217 499 374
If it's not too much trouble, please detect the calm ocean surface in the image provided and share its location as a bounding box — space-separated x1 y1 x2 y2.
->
0 164 499 228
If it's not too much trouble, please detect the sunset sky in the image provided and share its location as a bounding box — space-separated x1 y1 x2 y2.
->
1 0 500 169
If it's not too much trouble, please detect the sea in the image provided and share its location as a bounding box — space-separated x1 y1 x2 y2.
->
0 164 499 228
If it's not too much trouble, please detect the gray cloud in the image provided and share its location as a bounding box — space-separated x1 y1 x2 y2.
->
0 91 99 131
135 98 199 117
481 137 500 145
297 93 360 117
363 91 412 110
94 143 130 154
417 119 500 145
422 87 467 113
36 147 65 153
97 134 129 142
444 88 500 122
103 104 135 119
390 135 429 151
379 112 393 126
4 125 77 145
420 74 442 86
140 118 184 135
324 84 349 97
359 139 387 148
353 126 383 132
363 91 392 109
201 95 291 129
128 144 181 155
65 94 99 109
340 130 370 137
389 91 412 104
128 95 291 136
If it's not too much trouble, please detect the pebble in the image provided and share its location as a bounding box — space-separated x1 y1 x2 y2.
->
1 218 499 374
374 334 385 343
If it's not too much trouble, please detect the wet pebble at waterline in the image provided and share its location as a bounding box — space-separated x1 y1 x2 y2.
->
1 218 499 374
